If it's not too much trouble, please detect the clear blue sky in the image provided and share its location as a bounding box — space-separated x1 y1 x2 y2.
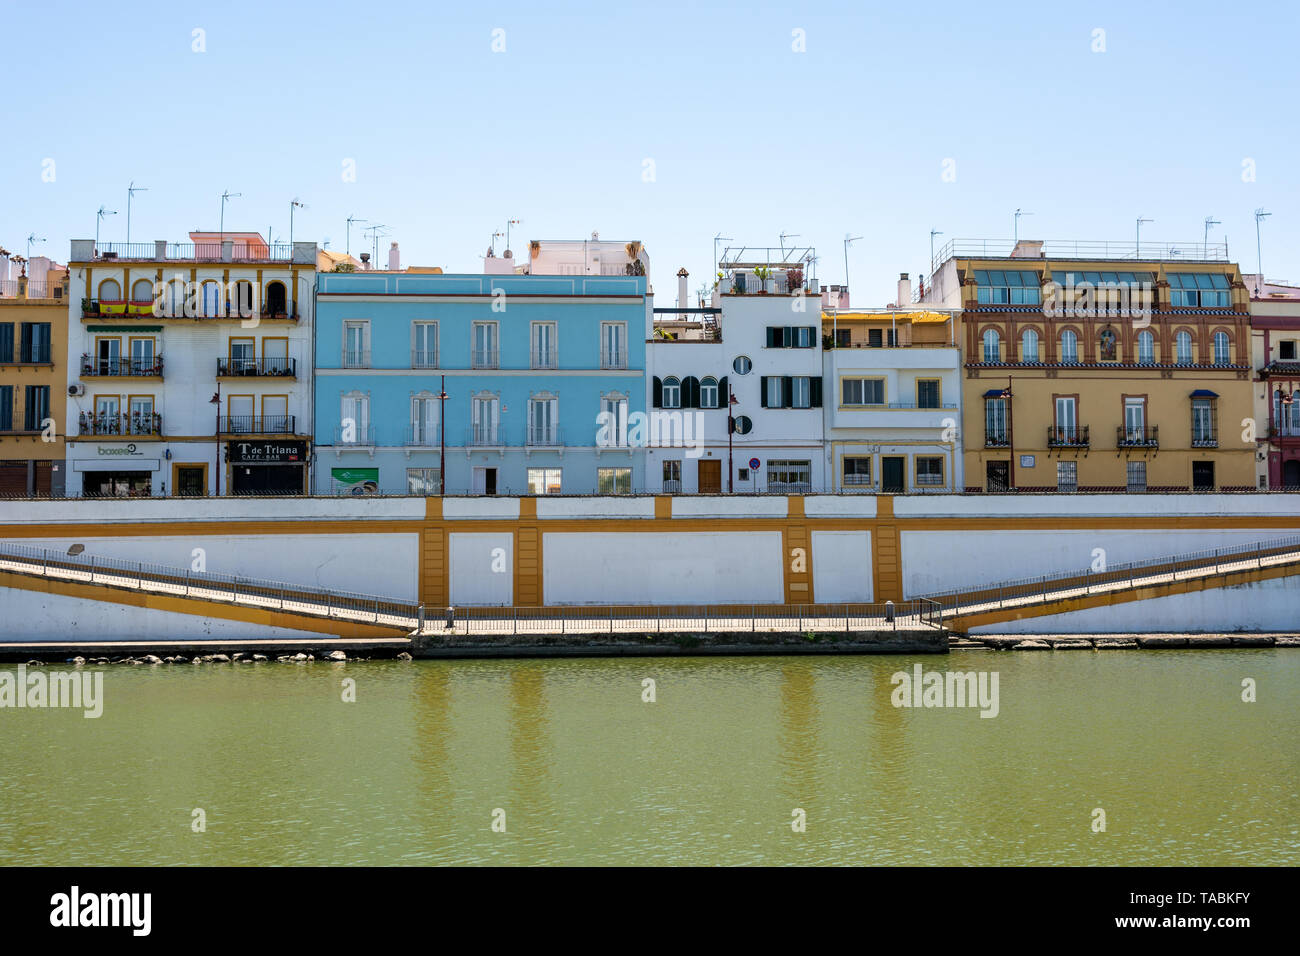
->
2 0 1297 300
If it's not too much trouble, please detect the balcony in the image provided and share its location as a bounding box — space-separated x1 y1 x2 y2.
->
218 415 296 435
472 348 499 370
2 345 54 365
526 425 563 448
530 349 558 370
79 411 162 437
985 432 1009 448
1117 425 1159 449
334 424 375 447
662 479 682 494
341 349 370 369
1191 429 1218 449
1268 423 1300 441
1047 425 1090 448
81 355 163 378
405 424 440 447
89 241 294 263
831 401 958 431
217 357 296 378
601 349 629 369
465 425 501 447
411 349 438 370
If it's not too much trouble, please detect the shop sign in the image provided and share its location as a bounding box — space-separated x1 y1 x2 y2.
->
228 440 307 464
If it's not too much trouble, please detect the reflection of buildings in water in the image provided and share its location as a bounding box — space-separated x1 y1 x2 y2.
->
509 664 551 796
413 663 454 835
777 662 821 806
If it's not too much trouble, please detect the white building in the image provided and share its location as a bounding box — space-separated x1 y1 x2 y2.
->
645 249 827 493
64 235 317 497
822 287 963 493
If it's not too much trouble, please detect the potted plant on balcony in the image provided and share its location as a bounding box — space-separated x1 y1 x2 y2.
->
753 267 774 294
786 268 804 293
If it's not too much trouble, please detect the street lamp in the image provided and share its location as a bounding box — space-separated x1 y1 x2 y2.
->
1001 377 1015 491
210 386 222 496
727 385 739 493
438 374 448 496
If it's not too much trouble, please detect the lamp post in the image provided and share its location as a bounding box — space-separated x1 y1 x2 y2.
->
210 384 222 497
727 385 739 493
438 374 448 496
1001 377 1014 491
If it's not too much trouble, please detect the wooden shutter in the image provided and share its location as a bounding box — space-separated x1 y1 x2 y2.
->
652 376 662 408
0 324 12 363
782 376 793 408
810 376 822 408
718 376 728 409
766 327 777 348
683 376 699 408
760 376 769 408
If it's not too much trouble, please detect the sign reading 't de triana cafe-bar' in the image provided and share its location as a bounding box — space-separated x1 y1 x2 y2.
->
226 440 308 494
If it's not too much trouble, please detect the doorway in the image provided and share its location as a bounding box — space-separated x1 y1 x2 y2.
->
473 466 498 495
173 463 207 496
1284 459 1300 488
1192 461 1215 492
882 456 905 493
698 459 722 493
987 460 1009 492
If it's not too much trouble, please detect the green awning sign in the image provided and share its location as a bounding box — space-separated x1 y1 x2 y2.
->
331 467 379 494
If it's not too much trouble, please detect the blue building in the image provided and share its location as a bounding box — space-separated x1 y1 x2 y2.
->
313 270 648 495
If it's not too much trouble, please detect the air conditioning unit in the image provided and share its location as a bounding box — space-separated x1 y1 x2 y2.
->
68 384 85 397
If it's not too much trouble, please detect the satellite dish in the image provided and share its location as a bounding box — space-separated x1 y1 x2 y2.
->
67 544 85 556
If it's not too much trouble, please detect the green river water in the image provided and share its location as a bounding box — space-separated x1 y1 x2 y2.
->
1 650 1296 866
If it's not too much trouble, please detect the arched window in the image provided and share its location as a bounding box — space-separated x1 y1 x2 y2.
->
982 329 1000 363
1060 330 1078 364
130 278 154 304
1213 331 1230 365
201 280 222 317
662 376 681 409
1137 330 1154 364
700 376 719 408
264 280 287 316
1021 329 1039 363
98 279 121 303
233 280 255 317
1176 330 1193 365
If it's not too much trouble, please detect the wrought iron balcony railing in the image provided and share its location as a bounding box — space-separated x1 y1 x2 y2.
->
466 425 501 447
217 357 296 377
218 415 296 434
1117 425 1159 448
80 411 162 436
1047 424 1090 447
81 355 163 377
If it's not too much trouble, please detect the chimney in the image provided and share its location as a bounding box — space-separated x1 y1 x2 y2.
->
897 273 911 307
359 252 371 270
677 267 689 312
388 241 401 271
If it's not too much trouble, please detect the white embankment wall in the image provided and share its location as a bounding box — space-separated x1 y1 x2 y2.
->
1 494 1299 635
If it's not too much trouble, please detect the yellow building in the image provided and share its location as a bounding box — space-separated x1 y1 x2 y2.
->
921 241 1254 492
0 269 69 495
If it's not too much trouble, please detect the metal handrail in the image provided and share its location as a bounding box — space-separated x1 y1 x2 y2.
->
919 534 1300 613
